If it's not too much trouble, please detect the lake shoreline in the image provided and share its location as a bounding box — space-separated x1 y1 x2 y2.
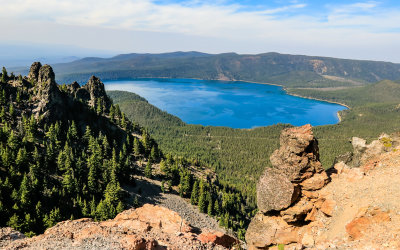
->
107 76 350 108
105 77 348 127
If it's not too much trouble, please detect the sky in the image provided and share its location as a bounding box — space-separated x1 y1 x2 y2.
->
1 0 400 63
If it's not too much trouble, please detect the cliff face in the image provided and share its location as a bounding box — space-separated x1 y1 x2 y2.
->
1 204 238 249
246 125 400 249
27 62 111 122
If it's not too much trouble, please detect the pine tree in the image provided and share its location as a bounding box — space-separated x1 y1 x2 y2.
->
82 200 89 217
144 161 152 179
90 197 97 217
109 105 115 120
116 201 124 214
19 174 32 207
207 193 213 216
67 121 78 142
83 126 92 142
16 90 21 104
96 98 103 115
161 180 165 193
120 113 126 128
198 193 207 213
214 200 220 216
1 67 8 83
7 213 21 231
104 169 121 207
15 147 28 170
190 181 199 205
62 169 76 195
133 137 142 157
44 208 61 228
7 130 18 150
150 146 159 162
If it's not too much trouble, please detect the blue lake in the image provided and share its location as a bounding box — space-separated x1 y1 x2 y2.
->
104 78 347 129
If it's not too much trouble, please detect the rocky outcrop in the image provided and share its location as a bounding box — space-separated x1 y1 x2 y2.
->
256 124 328 214
67 75 112 109
27 62 42 82
247 130 400 249
27 62 113 122
1 204 234 249
335 134 394 168
0 228 25 248
247 125 330 249
32 64 64 120
81 75 112 109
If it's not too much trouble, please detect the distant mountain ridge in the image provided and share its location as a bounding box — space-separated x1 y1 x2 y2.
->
52 51 400 88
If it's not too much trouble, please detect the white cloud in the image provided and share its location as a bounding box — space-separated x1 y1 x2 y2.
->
0 0 399 62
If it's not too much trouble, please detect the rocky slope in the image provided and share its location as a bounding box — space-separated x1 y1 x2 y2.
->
246 125 400 249
0 204 238 249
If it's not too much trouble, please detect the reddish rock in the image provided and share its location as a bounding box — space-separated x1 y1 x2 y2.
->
257 125 327 213
1 204 228 249
301 172 329 191
113 204 192 234
302 190 319 199
198 230 239 248
320 199 336 217
281 198 313 223
305 207 318 222
346 208 391 240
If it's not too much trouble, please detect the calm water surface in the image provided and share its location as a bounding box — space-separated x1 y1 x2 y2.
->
104 78 347 129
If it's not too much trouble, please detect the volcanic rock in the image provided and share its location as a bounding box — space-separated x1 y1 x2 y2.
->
247 125 331 248
27 62 42 82
1 204 230 249
32 64 63 119
257 124 325 213
83 75 112 109
198 230 239 248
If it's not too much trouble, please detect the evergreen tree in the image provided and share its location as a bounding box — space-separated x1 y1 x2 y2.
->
19 174 32 207
1 67 8 83
116 201 124 214
214 200 220 216
150 146 159 162
96 98 103 115
190 181 199 205
144 161 152 179
7 214 21 231
44 208 61 228
67 121 78 142
133 137 142 157
198 193 207 213
207 193 213 216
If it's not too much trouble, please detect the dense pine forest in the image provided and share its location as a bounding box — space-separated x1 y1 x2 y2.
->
0 63 254 240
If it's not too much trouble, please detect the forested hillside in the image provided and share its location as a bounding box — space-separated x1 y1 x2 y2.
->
47 52 400 88
108 79 400 203
0 63 254 240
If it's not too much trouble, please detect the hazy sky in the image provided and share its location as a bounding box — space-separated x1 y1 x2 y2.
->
1 0 400 62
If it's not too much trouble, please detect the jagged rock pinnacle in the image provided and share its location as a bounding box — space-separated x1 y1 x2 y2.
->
27 62 42 82
83 75 111 108
32 63 62 119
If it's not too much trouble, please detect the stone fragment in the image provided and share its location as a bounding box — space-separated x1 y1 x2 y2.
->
320 199 336 217
281 198 313 223
300 172 329 191
257 168 299 213
198 230 239 248
305 207 318 222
